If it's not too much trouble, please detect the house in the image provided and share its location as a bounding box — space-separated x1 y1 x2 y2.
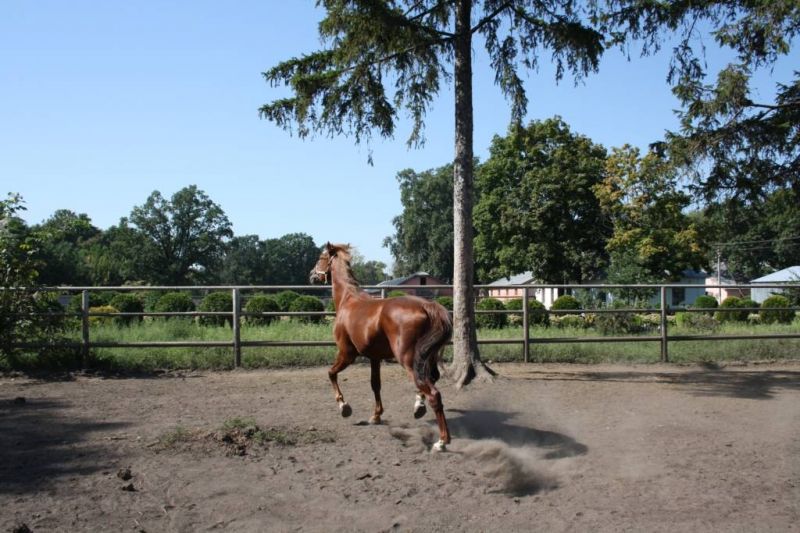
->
486 272 565 309
374 272 451 298
750 266 800 303
704 274 751 304
486 270 708 309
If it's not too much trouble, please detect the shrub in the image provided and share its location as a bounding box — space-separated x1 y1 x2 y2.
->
387 290 408 298
108 293 144 326
245 294 280 326
67 291 117 315
275 290 302 312
154 292 196 317
198 292 233 327
435 296 453 310
553 314 585 329
594 311 643 335
675 311 719 331
715 296 748 322
551 295 581 313
505 298 549 327
476 298 507 329
88 305 118 326
289 295 325 323
760 295 795 324
692 295 718 316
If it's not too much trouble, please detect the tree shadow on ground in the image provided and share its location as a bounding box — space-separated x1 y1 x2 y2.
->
445 408 588 459
517 367 800 400
0 396 129 494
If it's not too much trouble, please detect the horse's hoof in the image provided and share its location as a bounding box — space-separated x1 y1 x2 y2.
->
432 440 446 452
413 404 427 419
369 415 381 425
340 403 352 417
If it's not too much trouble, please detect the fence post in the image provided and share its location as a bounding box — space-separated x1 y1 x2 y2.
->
232 288 241 367
660 286 669 363
522 287 530 363
81 290 90 368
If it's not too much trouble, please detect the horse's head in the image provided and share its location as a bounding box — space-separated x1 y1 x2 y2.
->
309 242 352 285
309 242 335 285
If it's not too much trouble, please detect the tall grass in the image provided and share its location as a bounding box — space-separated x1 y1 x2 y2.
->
4 316 799 372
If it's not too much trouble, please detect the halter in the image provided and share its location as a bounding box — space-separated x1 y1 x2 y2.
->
313 252 336 284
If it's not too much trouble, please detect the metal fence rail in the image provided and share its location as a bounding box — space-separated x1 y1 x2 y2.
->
4 283 799 367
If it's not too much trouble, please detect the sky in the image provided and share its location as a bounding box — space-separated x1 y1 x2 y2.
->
1 1 795 269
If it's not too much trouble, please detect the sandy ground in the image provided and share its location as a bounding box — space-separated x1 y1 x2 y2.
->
1 361 799 532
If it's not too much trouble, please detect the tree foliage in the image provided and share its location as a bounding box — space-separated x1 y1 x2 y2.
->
384 164 455 282
475 118 610 284
596 145 706 282
128 185 233 285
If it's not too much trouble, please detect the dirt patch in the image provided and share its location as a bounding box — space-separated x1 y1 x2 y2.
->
1 362 799 531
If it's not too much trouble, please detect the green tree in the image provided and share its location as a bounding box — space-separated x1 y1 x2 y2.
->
601 1 800 200
261 1 604 387
262 233 320 285
384 165 455 282
475 117 610 284
595 145 707 283
220 235 267 285
128 185 233 285
82 221 151 285
348 250 388 285
33 209 100 285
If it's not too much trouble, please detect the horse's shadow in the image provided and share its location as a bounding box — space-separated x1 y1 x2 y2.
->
443 408 588 459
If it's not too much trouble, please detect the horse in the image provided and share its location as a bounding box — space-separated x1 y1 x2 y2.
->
309 242 453 451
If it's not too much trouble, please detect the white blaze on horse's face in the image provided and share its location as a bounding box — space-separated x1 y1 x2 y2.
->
309 251 333 285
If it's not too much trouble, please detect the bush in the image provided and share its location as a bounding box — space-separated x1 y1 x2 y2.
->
760 295 795 324
275 290 302 312
289 295 325 323
594 311 643 335
505 298 549 327
153 292 196 316
692 295 718 316
551 295 581 313
476 298 507 329
245 294 280 326
675 311 720 331
88 305 118 326
67 291 117 315
715 296 748 323
435 296 453 310
198 292 233 327
553 314 585 329
108 293 144 326
387 290 407 298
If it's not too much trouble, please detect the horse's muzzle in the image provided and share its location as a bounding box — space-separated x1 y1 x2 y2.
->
309 269 326 285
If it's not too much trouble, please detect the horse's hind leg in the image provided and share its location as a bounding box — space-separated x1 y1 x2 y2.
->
329 348 356 417
417 380 450 451
369 358 384 424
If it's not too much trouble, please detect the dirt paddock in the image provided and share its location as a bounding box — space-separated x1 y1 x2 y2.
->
2 361 799 532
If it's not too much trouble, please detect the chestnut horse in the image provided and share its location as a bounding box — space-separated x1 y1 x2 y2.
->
309 243 452 450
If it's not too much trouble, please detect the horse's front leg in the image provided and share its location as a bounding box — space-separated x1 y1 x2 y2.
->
369 358 384 424
329 347 356 417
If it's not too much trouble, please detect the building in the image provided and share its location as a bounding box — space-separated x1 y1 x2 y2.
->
750 266 800 303
487 270 708 309
704 275 751 304
374 272 451 298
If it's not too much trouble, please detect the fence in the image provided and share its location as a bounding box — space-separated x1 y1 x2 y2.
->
5 283 800 367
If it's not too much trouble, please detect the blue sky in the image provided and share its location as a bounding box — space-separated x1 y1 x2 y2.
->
1 1 794 268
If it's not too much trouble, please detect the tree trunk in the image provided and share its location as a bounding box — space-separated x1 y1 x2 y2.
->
448 0 495 388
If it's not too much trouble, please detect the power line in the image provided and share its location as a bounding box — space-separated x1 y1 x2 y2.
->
710 235 800 247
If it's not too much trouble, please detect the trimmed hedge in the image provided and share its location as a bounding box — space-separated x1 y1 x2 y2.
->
108 293 144 325
245 294 280 326
153 292 196 316
551 295 581 312
198 292 233 327
435 296 453 310
275 290 302 312
476 297 507 329
692 295 719 316
504 298 549 327
715 296 748 322
289 295 325 323
760 295 795 324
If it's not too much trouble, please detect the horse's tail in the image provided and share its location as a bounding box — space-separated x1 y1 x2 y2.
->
413 300 453 385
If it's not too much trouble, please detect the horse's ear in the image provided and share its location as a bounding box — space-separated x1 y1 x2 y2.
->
324 242 333 253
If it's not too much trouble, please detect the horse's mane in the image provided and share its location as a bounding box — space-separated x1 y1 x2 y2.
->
329 243 362 295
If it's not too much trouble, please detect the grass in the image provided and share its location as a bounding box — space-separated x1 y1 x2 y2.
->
3 315 799 372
